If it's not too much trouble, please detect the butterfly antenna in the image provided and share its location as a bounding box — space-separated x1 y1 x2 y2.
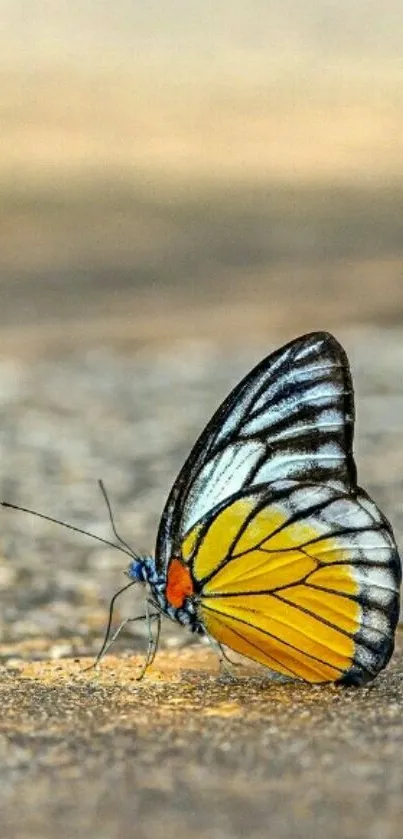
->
1 500 134 559
97 479 139 559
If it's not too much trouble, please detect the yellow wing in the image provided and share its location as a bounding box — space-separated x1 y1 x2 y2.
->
182 482 400 684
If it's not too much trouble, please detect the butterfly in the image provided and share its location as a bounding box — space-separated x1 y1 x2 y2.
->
122 331 401 685
3 331 398 684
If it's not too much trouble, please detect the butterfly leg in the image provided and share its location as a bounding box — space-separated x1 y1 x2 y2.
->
86 617 134 670
86 611 160 671
217 642 244 669
85 578 138 670
135 600 162 681
204 632 241 682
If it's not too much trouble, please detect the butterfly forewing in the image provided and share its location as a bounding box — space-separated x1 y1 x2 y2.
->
156 332 356 569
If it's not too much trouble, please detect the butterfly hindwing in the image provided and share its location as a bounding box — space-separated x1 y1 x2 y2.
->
156 332 356 571
187 482 400 684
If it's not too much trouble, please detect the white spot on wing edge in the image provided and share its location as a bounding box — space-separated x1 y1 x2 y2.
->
322 498 374 529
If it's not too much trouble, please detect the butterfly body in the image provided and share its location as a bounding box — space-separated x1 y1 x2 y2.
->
128 332 401 685
128 554 201 629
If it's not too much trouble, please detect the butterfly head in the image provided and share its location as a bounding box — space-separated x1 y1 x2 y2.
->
126 554 160 587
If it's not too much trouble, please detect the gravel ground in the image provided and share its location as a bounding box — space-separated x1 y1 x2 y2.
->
1 643 403 839
0 326 403 839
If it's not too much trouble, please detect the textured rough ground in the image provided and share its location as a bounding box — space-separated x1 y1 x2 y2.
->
1 641 403 839
0 327 403 839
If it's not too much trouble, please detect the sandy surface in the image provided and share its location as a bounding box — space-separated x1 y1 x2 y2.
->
1 640 403 839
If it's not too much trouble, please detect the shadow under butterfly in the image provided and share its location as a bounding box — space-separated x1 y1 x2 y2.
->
3 332 401 685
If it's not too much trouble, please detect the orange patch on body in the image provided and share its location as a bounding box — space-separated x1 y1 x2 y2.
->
166 558 194 608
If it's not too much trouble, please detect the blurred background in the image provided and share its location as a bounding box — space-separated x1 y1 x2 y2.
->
1 1 403 652
1 8 403 836
1 0 403 352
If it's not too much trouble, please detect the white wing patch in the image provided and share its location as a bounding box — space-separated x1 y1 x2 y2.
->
253 442 345 485
182 441 264 531
250 362 339 414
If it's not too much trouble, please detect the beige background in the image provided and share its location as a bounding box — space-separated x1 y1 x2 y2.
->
1 1 403 353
